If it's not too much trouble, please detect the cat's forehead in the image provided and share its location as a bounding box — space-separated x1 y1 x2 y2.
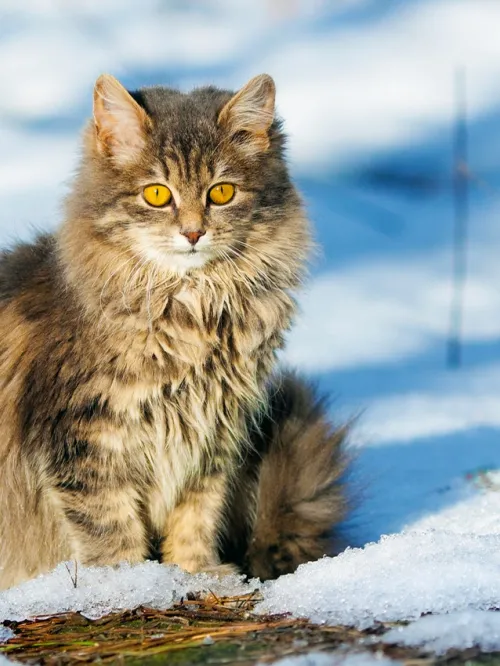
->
134 86 237 181
136 86 230 137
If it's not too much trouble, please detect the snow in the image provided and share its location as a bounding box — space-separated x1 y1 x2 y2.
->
257 530 500 628
3 496 497 633
0 628 13 643
260 655 335 666
264 652 400 666
384 611 500 655
254 475 500 653
285 247 500 375
0 562 253 622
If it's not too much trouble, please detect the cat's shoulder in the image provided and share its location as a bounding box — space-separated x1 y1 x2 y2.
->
0 233 58 304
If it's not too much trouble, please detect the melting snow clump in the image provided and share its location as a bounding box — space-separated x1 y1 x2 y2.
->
264 652 402 666
0 627 13 643
0 561 256 622
383 610 500 654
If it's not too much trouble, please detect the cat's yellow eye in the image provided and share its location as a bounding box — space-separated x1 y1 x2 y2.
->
208 183 235 205
143 184 172 207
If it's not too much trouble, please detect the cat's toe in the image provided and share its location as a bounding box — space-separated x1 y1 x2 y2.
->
201 563 239 578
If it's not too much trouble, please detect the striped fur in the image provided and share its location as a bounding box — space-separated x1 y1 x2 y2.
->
0 74 347 588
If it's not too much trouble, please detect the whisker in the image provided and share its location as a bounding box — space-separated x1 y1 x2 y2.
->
91 248 132 291
99 256 136 321
145 261 156 331
230 240 302 282
217 249 257 293
224 245 273 284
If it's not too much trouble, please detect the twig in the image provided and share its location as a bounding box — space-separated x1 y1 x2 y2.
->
64 560 78 588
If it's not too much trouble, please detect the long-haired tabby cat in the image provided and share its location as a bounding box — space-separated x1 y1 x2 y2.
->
0 73 347 589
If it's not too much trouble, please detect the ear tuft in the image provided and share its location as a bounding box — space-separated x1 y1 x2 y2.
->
93 74 150 165
218 74 276 152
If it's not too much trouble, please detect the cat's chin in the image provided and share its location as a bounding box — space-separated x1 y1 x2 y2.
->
141 246 213 275
166 251 212 274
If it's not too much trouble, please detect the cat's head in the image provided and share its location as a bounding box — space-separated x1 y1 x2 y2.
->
67 74 303 276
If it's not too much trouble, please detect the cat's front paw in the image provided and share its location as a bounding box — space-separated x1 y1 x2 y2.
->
200 563 239 578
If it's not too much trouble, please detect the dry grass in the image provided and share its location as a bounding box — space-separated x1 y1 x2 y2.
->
0 592 499 665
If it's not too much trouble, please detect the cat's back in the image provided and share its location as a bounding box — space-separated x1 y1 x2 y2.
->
0 234 63 413
0 234 72 585
0 234 60 317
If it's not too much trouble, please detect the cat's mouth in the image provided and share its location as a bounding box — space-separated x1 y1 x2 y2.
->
173 247 203 256
138 238 214 273
162 246 214 273
170 232 211 257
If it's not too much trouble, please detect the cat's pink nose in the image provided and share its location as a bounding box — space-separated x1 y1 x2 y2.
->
181 229 206 246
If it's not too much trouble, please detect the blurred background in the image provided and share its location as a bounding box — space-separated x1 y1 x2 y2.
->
1 0 500 542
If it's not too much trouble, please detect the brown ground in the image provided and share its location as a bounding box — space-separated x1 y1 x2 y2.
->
0 592 499 666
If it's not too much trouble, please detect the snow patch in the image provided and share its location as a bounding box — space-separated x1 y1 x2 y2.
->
265 652 401 666
0 561 255 622
258 530 500 628
0 627 13 643
384 610 500 654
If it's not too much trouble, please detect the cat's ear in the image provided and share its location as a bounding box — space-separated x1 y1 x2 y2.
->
93 74 150 164
218 74 276 152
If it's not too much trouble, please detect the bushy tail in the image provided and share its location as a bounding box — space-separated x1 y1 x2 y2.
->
220 372 350 580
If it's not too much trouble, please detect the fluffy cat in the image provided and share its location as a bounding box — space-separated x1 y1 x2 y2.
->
0 73 347 589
